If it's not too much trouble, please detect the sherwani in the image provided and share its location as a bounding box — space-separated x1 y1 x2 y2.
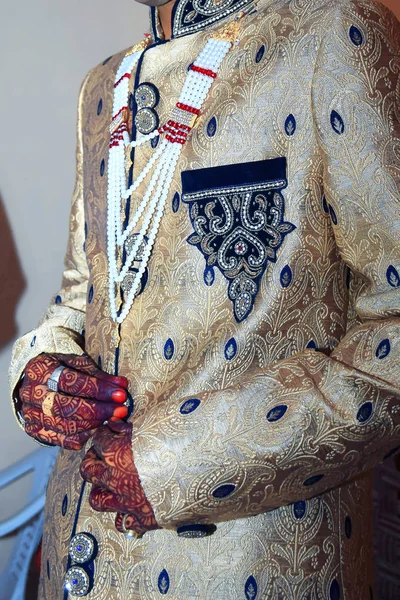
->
9 0 400 598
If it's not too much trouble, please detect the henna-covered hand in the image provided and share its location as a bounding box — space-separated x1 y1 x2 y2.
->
18 353 129 450
80 420 159 536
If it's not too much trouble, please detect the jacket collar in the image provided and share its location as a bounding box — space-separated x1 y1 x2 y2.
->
150 0 254 41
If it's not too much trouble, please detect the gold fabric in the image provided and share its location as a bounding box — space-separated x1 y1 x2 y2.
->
9 0 400 598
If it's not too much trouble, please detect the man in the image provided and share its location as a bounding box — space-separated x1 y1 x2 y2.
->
9 0 400 597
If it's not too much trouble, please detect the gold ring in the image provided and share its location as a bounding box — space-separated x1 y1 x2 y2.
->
42 392 55 417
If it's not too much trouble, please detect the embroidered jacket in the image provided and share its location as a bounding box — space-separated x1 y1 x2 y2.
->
9 0 400 598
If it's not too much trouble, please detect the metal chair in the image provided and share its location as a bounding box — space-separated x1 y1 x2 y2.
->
0 447 58 600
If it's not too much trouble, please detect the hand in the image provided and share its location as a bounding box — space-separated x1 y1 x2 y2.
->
80 420 159 536
19 353 129 450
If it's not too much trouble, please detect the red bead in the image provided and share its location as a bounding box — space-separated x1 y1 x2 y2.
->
189 65 217 79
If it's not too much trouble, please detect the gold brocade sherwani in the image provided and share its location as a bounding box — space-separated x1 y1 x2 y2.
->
9 0 400 598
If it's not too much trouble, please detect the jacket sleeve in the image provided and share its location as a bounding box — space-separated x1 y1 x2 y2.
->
130 1 400 531
9 72 92 430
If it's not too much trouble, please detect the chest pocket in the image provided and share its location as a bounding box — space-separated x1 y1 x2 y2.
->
181 157 296 322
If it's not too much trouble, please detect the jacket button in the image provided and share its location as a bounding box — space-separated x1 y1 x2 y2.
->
64 566 90 596
176 523 216 538
69 532 97 564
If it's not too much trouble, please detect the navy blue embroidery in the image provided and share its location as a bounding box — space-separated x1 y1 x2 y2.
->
329 204 338 225
98 356 102 369
322 195 329 214
213 484 236 498
204 265 215 286
207 116 217 137
387 265 400 287
357 402 373 423
306 340 317 350
47 559 51 580
330 579 341 600
224 337 237 360
331 110 345 135
182 158 294 322
293 501 307 520
384 445 400 460
129 93 135 111
180 398 201 414
172 192 180 213
345 515 352 539
100 159 105 176
151 134 159 148
376 339 391 359
303 474 324 486
349 25 363 46
81 329 85 338
346 267 351 290
88 285 94 304
158 569 170 595
62 494 68 517
30 335 37 347
266 405 288 422
97 99 103 116
102 56 112 65
84 222 88 239
285 114 296 136
164 338 175 360
255 45 265 63
55 295 62 304
245 575 258 600
280 265 293 288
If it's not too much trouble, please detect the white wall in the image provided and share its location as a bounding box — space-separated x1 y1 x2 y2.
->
0 0 148 570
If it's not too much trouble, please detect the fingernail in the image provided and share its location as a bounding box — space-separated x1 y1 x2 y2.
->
113 406 128 419
112 376 129 388
111 389 127 403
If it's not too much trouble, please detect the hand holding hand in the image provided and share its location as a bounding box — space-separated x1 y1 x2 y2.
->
80 420 159 537
18 353 129 450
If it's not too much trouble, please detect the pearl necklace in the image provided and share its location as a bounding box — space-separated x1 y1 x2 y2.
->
107 23 239 325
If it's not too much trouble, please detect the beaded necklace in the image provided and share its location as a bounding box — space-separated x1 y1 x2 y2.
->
107 20 240 326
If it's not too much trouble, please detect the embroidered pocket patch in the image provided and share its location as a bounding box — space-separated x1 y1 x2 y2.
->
182 157 295 322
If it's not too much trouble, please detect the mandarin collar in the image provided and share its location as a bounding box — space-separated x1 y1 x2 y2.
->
150 0 255 41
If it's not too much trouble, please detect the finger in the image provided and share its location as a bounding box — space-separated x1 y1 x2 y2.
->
22 386 128 422
54 354 129 389
80 453 112 488
88 486 126 513
24 354 60 385
115 512 146 536
57 367 128 403
23 404 103 435
24 423 94 450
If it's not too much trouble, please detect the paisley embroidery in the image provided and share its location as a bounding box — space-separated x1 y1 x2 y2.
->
284 114 296 136
349 25 364 46
182 158 295 321
244 575 258 599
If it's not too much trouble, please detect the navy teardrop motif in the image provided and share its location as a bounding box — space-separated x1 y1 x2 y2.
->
285 114 296 136
47 559 51 580
102 56 112 66
266 405 288 422
330 579 341 600
329 204 338 225
213 484 236 498
349 25 363 46
98 355 102 369
88 284 94 303
62 494 68 517
387 265 400 287
303 474 324 487
345 515 352 539
100 159 105 176
346 267 351 290
207 116 217 138
322 195 329 214
293 500 307 520
224 337 237 360
357 402 373 423
30 335 37 347
245 575 258 600
203 265 215 287
180 398 201 414
151 135 160 149
157 569 170 595
330 110 345 135
376 339 391 359
172 192 180 213
280 265 293 288
164 338 175 360
55 295 62 304
306 340 317 349
255 44 265 63
97 99 103 116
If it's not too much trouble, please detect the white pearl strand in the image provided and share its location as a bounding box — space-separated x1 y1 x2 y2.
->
107 38 232 324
